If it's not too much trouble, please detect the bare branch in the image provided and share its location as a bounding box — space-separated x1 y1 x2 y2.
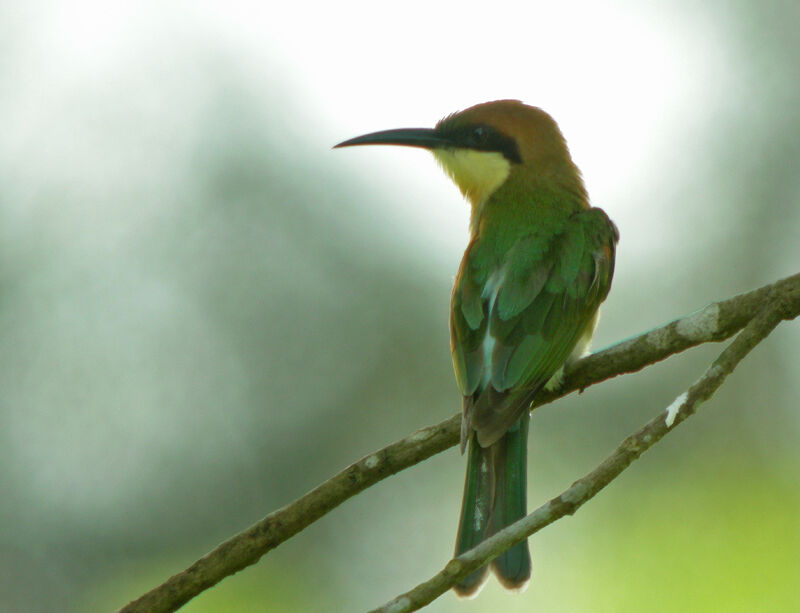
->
119 272 800 613
370 294 794 613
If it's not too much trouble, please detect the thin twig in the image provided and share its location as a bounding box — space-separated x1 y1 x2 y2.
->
119 272 800 613
369 296 793 613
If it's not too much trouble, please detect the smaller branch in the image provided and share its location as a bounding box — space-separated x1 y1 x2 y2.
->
369 300 789 613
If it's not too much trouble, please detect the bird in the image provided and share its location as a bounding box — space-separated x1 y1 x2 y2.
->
335 100 618 596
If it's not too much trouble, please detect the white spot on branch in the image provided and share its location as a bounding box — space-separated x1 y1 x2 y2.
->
676 304 720 341
664 392 688 428
384 596 411 613
409 429 433 443
647 326 671 350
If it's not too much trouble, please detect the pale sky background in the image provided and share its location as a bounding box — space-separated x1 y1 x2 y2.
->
5 0 735 267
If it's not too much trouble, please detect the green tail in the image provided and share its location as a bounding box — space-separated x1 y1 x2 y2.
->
454 412 531 596
489 412 531 589
453 427 492 595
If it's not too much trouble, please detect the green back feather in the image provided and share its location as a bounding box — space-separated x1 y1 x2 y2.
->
451 202 617 446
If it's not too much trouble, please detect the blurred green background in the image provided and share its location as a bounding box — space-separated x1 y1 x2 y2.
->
1 1 799 612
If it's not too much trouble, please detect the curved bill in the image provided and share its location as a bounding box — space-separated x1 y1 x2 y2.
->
334 128 449 150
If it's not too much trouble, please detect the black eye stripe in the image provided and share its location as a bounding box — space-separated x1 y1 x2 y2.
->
439 124 522 164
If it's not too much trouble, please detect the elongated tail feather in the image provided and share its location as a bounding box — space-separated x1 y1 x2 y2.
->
489 412 531 590
453 432 491 596
454 412 531 596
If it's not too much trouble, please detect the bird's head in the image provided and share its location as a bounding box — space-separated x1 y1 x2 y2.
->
335 100 585 207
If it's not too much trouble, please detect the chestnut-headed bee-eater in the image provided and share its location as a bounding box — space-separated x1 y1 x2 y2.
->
335 100 618 596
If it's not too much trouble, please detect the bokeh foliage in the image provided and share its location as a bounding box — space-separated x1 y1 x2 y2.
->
0 2 798 612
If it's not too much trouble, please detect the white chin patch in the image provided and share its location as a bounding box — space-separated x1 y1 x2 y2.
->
433 148 511 205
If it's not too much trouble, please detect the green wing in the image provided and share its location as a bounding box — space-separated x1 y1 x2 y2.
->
450 207 618 447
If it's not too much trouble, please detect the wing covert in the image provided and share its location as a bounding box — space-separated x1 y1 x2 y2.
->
459 207 617 447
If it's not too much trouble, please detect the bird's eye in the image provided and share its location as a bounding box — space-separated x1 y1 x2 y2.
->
471 126 488 145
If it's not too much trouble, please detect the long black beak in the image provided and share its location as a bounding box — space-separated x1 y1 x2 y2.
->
334 128 448 150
